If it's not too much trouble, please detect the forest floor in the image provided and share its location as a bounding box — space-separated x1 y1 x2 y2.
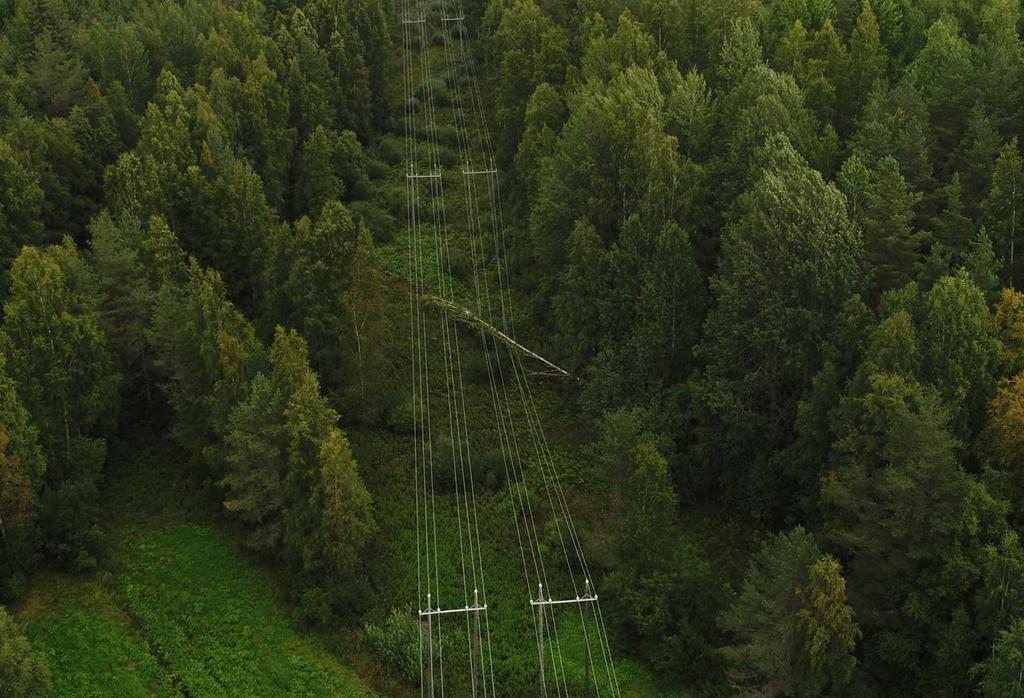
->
11 442 379 697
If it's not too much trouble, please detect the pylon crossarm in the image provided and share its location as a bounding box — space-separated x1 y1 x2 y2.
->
420 603 487 618
530 595 597 607
531 580 598 607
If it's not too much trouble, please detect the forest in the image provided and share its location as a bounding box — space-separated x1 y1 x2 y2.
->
3 0 1024 696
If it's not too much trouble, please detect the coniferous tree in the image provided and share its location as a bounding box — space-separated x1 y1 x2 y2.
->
933 172 974 262
976 0 1024 135
598 410 720 676
720 527 859 696
957 106 1001 213
148 258 265 477
964 227 1002 300
841 1 886 134
262 200 359 392
840 155 925 298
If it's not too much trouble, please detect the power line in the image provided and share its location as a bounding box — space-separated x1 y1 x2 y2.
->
404 1 619 693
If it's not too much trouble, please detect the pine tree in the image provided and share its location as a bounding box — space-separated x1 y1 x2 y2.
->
720 528 857 695
263 200 359 391
976 0 1024 134
855 156 926 298
717 15 762 87
295 125 341 218
794 556 860 695
957 106 1002 213
148 258 265 477
841 1 886 134
933 172 975 262
910 16 974 159
964 227 1002 300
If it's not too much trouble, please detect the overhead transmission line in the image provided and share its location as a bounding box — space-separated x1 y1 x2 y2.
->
404 0 620 694
404 0 493 694
438 4 621 695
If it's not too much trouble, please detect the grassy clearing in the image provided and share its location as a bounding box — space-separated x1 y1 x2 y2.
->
18 572 177 698
13 443 378 697
116 523 376 697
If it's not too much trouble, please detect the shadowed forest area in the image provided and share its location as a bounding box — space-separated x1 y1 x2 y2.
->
4 0 1024 696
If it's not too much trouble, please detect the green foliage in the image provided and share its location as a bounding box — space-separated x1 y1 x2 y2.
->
720 527 858 697
107 68 277 305
2 239 119 569
596 410 721 678
698 134 864 515
977 617 1024 698
839 154 925 298
148 258 266 477
718 15 763 87
918 269 1001 437
222 328 375 624
0 343 45 601
529 63 685 308
361 606 420 684
994 288 1024 375
488 0 568 163
261 200 363 393
841 1 886 132
0 424 38 603
0 606 49 697
23 584 175 697
11 0 1024 693
910 15 974 155
823 373 1008 692
794 556 860 694
119 523 375 696
0 138 44 295
984 138 1024 287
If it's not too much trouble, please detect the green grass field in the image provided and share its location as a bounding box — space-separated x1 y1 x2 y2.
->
12 448 378 698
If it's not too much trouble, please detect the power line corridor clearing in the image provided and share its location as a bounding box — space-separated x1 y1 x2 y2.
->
401 0 621 695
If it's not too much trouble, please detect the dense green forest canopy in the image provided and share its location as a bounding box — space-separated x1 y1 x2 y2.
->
4 0 1024 695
